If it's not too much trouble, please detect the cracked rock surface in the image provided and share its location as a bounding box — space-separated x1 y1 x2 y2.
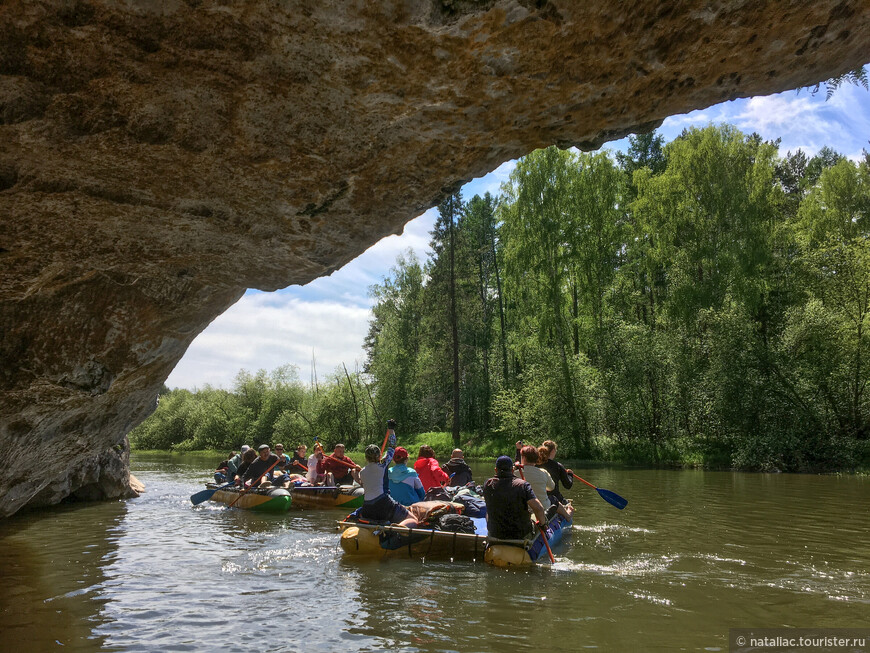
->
1 0 869 517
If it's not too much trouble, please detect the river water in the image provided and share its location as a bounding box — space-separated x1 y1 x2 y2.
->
0 454 867 652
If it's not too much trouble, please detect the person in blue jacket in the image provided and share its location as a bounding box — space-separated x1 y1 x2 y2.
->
388 447 425 506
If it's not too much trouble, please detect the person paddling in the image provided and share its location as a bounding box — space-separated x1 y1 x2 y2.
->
539 440 574 506
323 444 360 486
240 444 279 488
353 420 418 526
289 444 308 472
306 444 328 485
483 455 547 542
516 446 573 522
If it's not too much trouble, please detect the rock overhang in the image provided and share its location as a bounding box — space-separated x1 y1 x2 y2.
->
1 0 868 516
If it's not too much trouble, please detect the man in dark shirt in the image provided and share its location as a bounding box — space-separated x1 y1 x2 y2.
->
443 449 473 486
483 455 547 541
242 444 280 488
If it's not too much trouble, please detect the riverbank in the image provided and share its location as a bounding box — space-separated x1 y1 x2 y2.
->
132 430 870 473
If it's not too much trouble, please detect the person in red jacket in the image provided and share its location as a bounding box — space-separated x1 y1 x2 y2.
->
413 445 449 491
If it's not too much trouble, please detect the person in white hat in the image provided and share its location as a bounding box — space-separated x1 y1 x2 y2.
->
225 445 251 481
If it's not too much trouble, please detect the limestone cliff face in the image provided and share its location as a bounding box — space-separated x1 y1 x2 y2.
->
1 0 868 517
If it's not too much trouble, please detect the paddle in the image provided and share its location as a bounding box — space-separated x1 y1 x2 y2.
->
293 460 309 472
570 473 628 510
516 464 555 563
190 482 233 506
537 521 556 563
227 458 281 508
380 419 397 457
325 454 358 469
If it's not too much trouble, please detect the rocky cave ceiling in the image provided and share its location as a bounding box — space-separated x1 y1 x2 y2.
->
1 0 869 516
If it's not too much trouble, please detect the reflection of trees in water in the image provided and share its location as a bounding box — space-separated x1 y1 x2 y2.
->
0 500 127 652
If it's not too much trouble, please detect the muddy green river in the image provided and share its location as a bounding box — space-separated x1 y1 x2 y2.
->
0 454 867 652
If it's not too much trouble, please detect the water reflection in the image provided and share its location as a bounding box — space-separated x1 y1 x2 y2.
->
0 500 127 652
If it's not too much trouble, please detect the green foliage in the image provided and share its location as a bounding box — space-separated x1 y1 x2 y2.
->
130 364 383 453
804 65 869 100
138 124 870 473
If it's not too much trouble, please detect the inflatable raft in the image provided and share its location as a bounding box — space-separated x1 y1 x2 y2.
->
208 486 292 512
290 485 364 510
338 514 571 566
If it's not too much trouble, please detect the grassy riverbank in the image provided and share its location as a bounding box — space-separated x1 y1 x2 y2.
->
133 432 870 472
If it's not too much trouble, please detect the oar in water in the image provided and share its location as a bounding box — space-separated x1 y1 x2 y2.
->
536 521 555 563
516 464 555 563
190 482 233 506
227 459 281 508
570 473 628 510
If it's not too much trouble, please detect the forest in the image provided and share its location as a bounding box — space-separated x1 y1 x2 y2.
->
130 124 870 471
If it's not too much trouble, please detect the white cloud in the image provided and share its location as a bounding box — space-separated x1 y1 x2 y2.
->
166 293 372 389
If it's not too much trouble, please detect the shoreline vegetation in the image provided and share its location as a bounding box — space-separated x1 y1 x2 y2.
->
132 125 870 475
132 430 869 475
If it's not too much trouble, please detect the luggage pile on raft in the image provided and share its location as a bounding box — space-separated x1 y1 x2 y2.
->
338 494 572 568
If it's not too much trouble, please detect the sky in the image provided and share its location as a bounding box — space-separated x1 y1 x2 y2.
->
166 83 870 390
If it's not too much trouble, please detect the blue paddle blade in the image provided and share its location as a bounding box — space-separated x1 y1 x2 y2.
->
190 482 232 506
190 489 215 505
597 487 628 510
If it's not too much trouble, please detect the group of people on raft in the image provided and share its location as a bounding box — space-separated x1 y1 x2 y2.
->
214 420 576 543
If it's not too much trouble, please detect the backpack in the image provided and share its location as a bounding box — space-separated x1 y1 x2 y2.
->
432 513 476 534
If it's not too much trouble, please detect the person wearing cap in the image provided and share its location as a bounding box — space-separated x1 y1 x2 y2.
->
240 444 280 488
443 449 473 487
353 422 418 526
323 444 360 486
226 445 251 481
483 455 547 541
388 447 425 506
